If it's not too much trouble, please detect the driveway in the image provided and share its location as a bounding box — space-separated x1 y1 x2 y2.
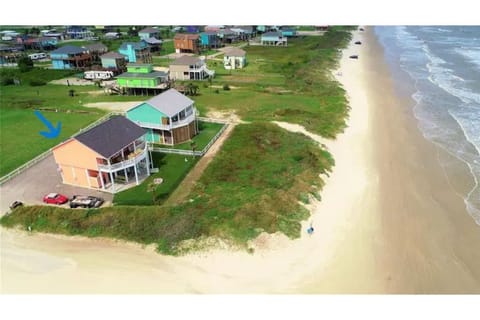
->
0 154 113 215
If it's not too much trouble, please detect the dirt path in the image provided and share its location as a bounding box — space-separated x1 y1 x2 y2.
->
164 122 236 206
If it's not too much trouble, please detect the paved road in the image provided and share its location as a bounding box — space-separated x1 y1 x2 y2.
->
0 155 113 215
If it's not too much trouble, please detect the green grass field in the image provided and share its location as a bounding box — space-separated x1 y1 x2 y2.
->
171 122 225 151
113 153 198 206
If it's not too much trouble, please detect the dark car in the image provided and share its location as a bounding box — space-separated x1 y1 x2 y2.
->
359 28 365 31
354 41 362 45
349 55 359 59
9 201 23 210
43 193 69 205
70 195 104 208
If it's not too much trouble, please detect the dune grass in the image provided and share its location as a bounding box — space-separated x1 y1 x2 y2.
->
2 122 332 254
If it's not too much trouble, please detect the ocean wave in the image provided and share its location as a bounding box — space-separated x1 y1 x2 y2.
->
454 47 480 70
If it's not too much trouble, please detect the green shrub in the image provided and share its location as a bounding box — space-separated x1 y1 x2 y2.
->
223 84 230 91
1 77 14 86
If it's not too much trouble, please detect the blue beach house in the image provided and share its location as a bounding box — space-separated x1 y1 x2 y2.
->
260 32 288 46
138 27 160 40
50 45 92 70
126 89 198 145
118 41 152 63
200 31 220 48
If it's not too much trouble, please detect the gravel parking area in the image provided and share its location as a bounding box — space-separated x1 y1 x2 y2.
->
0 154 113 215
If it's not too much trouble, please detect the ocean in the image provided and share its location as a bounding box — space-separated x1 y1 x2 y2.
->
375 26 480 225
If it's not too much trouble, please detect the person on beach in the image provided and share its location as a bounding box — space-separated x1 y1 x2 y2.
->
307 224 314 235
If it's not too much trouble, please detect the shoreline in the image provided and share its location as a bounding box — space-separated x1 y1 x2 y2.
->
2 28 480 293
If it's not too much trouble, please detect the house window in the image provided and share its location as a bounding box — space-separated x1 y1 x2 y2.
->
183 72 189 76
172 115 178 122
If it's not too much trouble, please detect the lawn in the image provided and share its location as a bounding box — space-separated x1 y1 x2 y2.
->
0 108 103 176
0 67 145 176
113 153 198 206
159 40 175 56
172 121 225 151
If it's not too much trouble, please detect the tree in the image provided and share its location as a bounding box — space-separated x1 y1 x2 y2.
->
17 56 33 72
147 182 157 205
30 27 40 35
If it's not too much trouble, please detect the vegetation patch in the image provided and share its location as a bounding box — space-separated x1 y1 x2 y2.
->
113 153 198 206
1 123 333 254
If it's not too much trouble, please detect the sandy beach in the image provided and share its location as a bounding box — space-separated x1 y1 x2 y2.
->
2 27 480 294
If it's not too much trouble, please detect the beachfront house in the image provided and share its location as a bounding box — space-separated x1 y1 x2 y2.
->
83 43 108 64
126 88 198 145
50 45 92 70
223 47 246 70
52 116 150 193
66 26 94 39
169 55 214 81
100 51 127 73
143 37 163 53
16 36 58 50
116 63 169 95
118 41 152 63
217 29 238 44
138 27 160 40
173 33 200 54
200 31 220 48
261 32 287 46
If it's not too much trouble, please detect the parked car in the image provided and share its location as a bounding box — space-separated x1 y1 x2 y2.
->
43 193 69 205
69 195 104 208
9 201 23 210
349 55 359 59
354 41 362 45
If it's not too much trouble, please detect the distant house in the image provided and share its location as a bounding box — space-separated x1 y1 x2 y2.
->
104 32 121 39
173 33 200 54
116 63 169 94
138 27 160 40
223 47 246 70
83 43 108 64
261 32 287 46
234 26 256 39
118 41 152 63
186 26 200 33
66 26 94 39
218 29 238 44
17 36 58 50
200 31 220 48
280 28 297 37
100 51 127 73
143 37 163 53
204 25 224 32
50 45 92 70
169 55 214 81
0 44 23 65
126 88 198 145
52 115 150 193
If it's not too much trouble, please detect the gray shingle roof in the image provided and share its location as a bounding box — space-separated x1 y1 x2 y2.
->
100 51 126 59
140 89 194 117
139 27 159 34
74 116 146 159
144 37 162 44
170 55 201 66
51 45 86 55
224 47 246 57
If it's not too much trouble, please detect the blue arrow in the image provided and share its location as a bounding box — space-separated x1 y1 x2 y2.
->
34 110 62 139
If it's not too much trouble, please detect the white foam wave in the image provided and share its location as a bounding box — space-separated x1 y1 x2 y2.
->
455 47 480 70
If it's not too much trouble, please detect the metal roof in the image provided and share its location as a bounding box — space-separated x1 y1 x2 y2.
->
224 47 246 57
117 71 167 79
139 27 159 34
50 45 87 55
170 55 201 66
74 116 146 159
100 51 126 59
83 43 108 51
135 89 194 117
